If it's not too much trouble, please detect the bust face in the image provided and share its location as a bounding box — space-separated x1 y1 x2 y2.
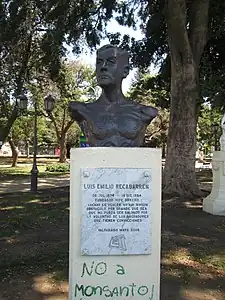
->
96 47 127 88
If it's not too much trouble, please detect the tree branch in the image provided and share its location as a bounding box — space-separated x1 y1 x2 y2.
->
15 34 33 95
165 0 192 61
0 107 18 144
61 107 66 133
189 0 210 64
48 112 61 141
63 119 74 134
146 127 162 139
0 33 33 145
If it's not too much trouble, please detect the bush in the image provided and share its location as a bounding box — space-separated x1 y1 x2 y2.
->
45 163 70 173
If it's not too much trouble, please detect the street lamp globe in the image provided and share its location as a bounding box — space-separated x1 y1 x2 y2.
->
18 94 28 111
44 95 55 113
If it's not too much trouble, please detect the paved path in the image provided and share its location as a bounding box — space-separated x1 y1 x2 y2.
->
0 175 70 194
0 160 211 194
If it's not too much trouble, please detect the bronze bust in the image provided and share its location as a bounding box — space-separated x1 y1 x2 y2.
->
68 44 158 147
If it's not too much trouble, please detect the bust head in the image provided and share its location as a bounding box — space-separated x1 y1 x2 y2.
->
96 44 129 89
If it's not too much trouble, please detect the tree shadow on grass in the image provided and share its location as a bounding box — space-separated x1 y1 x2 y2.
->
161 263 225 300
0 265 69 299
1 187 225 299
0 187 70 299
196 169 213 183
161 196 225 299
0 187 69 238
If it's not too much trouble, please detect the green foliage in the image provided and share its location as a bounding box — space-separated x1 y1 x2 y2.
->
28 60 96 162
0 0 119 144
106 1 225 112
146 109 169 149
0 0 119 80
199 1 225 107
128 71 170 108
127 71 169 150
106 1 168 68
197 104 222 153
67 123 80 147
11 114 56 147
45 163 70 173
52 60 97 105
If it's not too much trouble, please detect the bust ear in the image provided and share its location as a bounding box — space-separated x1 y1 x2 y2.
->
123 65 130 78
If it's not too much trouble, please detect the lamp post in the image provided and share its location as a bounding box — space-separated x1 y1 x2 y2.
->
18 94 37 191
17 94 28 111
18 94 55 192
30 99 38 192
44 95 55 113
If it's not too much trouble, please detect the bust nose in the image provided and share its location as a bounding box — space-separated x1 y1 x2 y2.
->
100 66 107 73
100 60 108 72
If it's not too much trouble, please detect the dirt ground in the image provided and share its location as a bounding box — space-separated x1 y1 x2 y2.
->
160 196 225 299
0 185 225 299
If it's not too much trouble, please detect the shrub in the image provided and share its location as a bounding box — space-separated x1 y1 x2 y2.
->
45 163 70 173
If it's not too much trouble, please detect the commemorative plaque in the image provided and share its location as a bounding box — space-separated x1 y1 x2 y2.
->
80 168 152 255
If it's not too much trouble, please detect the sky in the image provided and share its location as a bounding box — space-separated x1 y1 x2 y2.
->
66 19 144 93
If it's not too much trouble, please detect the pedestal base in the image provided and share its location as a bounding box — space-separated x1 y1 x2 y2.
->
69 147 161 300
203 151 225 215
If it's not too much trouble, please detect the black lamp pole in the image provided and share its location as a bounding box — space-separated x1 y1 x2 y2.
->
31 99 38 192
18 94 55 192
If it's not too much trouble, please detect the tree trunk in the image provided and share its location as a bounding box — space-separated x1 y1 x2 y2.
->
164 0 209 198
59 134 67 163
8 136 19 167
163 61 202 197
0 107 18 147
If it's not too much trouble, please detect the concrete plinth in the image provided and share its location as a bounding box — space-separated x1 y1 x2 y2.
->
203 151 225 215
69 147 161 300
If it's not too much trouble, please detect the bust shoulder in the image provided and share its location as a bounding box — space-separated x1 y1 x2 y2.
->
68 101 90 122
135 102 158 124
140 103 158 116
117 100 158 124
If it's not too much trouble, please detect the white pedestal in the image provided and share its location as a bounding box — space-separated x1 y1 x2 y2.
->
203 151 225 215
69 147 161 300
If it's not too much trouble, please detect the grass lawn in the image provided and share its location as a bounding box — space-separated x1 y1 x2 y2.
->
0 171 225 299
0 160 69 179
0 156 59 166
0 188 69 300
